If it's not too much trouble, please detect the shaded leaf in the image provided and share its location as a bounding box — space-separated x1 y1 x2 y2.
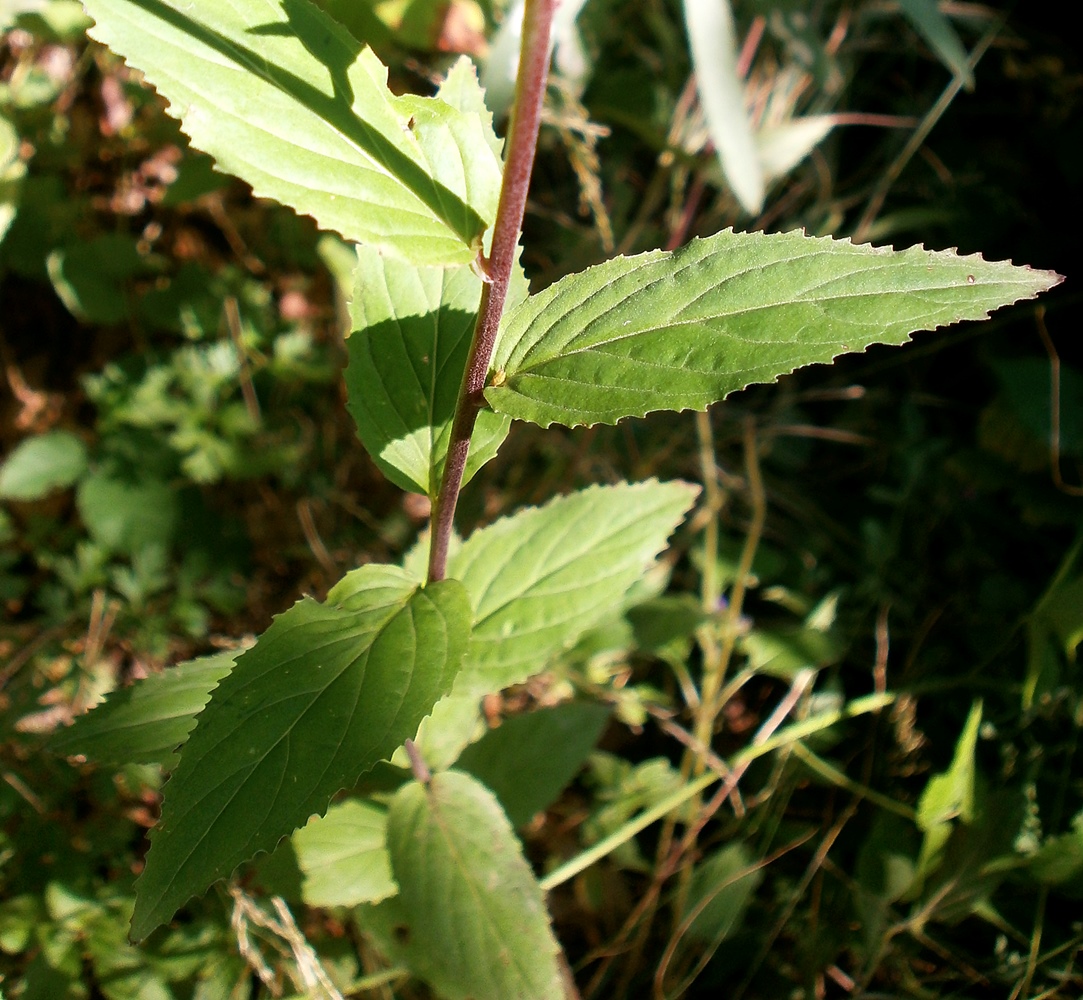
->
899 0 974 89
413 480 697 767
741 625 839 681
50 650 237 768
131 566 470 940
81 0 501 265
0 430 87 501
1030 812 1083 887
684 841 763 944
294 799 396 906
911 700 982 891
454 702 611 826
1025 540 1083 708
46 234 146 324
76 471 179 555
388 770 563 1000
345 245 511 496
486 229 1062 428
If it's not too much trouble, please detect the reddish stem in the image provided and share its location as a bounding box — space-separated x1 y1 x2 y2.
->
427 0 556 583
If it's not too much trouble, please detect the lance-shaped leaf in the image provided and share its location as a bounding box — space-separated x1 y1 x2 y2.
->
130 565 470 941
388 770 564 1000
80 0 502 265
50 650 237 769
412 480 697 766
485 229 1063 428
345 245 512 496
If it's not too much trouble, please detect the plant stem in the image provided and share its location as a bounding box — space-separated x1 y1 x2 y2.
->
427 0 556 583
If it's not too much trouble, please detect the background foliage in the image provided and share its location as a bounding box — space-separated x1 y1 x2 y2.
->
1 0 1080 997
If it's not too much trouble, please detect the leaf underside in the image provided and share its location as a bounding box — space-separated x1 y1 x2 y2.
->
130 565 470 941
388 770 564 1000
486 228 1063 427
81 0 501 265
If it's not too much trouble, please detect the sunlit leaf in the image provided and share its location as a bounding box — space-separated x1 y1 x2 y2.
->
412 480 697 767
912 700 982 890
81 0 501 265
294 799 396 907
486 229 1062 428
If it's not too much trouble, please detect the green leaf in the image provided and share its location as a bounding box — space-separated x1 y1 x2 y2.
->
0 430 87 501
486 229 1062 428
413 479 697 766
912 700 982 890
1025 541 1083 708
345 244 511 496
387 770 563 1000
1030 812 1083 886
451 480 697 686
131 565 470 941
293 799 396 907
0 111 25 247
46 234 147 324
80 1 501 265
76 471 179 555
684 841 763 944
898 0 974 89
50 650 237 768
741 624 839 681
454 702 611 826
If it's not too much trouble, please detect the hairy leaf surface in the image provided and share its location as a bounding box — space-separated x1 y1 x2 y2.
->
388 770 563 1000
131 566 470 940
50 650 237 768
486 229 1062 427
413 480 697 766
81 0 501 264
